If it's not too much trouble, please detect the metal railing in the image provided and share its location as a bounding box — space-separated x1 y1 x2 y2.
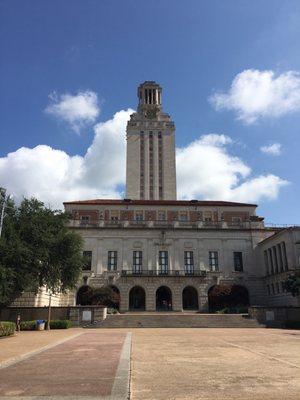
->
121 268 207 277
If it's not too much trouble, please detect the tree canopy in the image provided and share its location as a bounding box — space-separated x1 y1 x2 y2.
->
284 274 300 297
0 196 84 308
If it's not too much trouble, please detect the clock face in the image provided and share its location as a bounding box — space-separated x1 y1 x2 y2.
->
145 108 158 119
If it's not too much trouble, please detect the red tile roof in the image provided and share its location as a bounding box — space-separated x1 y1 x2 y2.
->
63 199 257 207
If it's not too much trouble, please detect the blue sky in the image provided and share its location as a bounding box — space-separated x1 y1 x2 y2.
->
0 0 299 224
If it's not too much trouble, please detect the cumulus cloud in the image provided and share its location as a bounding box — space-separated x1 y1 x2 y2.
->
210 69 300 124
0 119 288 208
260 143 282 156
176 135 289 202
0 109 134 209
45 90 100 133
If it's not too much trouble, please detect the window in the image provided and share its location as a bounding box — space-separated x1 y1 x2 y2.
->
133 251 142 273
276 244 283 272
209 251 219 272
232 217 242 224
204 211 212 222
110 211 119 221
135 211 144 221
272 246 279 274
271 283 275 294
282 242 288 270
184 251 194 274
281 281 285 293
267 284 270 295
108 251 117 271
82 251 92 270
268 248 274 274
233 252 243 272
276 282 280 294
158 251 168 274
80 215 90 223
264 250 269 275
179 212 188 222
158 211 166 221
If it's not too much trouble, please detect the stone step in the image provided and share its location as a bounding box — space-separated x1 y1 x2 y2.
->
86 313 264 329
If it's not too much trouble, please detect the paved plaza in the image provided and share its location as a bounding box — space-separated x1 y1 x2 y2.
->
0 328 300 399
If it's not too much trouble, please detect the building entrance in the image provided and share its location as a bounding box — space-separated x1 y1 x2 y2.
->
129 286 146 311
156 286 172 311
182 286 199 310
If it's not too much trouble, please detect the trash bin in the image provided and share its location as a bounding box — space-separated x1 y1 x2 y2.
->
36 320 45 331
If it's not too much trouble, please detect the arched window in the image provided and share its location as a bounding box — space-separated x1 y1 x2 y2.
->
129 286 146 311
156 286 172 311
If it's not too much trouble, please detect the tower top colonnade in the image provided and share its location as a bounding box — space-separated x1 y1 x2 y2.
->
126 81 177 201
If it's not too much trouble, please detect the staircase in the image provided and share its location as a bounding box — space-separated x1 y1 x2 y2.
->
86 313 264 328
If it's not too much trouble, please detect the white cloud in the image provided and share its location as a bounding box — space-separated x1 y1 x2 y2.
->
45 90 100 133
0 119 288 209
210 69 300 124
176 135 289 202
0 109 133 209
260 143 282 156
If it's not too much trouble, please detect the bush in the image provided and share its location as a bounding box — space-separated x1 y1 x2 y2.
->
107 307 119 314
48 320 72 329
0 321 16 337
20 320 37 331
285 321 300 330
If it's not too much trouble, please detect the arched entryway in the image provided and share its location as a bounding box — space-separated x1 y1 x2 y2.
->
208 284 249 313
129 286 146 311
156 286 172 311
109 285 120 310
76 285 92 305
182 286 199 310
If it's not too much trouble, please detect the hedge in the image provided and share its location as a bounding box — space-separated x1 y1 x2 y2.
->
19 319 72 330
0 321 16 337
20 320 37 331
48 320 72 329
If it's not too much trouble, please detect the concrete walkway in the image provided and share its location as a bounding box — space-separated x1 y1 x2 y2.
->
131 328 300 400
0 330 131 400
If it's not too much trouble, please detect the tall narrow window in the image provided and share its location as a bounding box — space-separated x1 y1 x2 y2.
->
158 251 168 274
140 133 145 199
184 251 194 274
233 252 243 272
282 242 288 270
108 251 117 271
133 251 142 273
83 251 92 271
149 132 154 199
268 248 274 274
209 251 219 272
277 244 283 272
264 250 269 275
272 246 278 274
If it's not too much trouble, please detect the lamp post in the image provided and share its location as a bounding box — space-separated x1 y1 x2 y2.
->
47 291 52 330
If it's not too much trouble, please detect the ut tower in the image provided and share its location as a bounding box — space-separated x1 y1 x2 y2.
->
126 81 177 200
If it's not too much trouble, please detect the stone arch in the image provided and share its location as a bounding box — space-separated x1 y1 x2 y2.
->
156 286 172 311
208 284 250 313
182 286 199 310
76 285 92 305
129 286 146 311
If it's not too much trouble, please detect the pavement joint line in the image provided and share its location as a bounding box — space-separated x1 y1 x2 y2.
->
220 339 300 369
0 331 84 370
109 332 132 400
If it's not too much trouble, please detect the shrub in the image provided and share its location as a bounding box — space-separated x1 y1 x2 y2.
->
48 320 72 329
0 321 16 337
107 307 119 314
285 321 300 330
20 320 37 331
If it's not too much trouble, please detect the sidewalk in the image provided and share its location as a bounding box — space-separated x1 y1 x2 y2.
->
0 328 83 367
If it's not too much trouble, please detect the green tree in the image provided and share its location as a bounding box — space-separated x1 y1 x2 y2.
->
0 196 84 308
284 274 300 297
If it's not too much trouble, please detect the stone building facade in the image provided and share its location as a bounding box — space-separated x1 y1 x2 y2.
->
12 81 300 311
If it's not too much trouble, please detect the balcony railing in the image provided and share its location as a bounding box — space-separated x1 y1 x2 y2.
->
121 268 207 277
67 219 263 230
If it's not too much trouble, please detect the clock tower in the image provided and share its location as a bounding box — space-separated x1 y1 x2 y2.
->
126 81 177 200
